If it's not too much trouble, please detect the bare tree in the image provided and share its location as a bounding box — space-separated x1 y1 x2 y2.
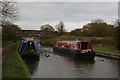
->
55 21 66 35
0 0 19 26
1 0 20 40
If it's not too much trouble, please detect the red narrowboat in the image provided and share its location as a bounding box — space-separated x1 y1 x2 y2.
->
53 41 95 60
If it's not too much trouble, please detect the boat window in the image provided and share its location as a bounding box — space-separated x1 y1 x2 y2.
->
72 44 75 49
64 44 67 48
62 44 64 47
66 44 69 48
81 42 89 50
77 43 80 49
60 43 62 47
20 43 26 52
58 43 60 47
25 41 36 52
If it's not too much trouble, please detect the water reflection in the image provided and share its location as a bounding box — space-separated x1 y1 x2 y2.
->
74 59 95 69
22 57 39 76
74 59 95 77
53 50 95 78
53 51 73 58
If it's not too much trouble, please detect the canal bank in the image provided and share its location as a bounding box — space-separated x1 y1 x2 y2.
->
2 43 30 79
95 51 120 60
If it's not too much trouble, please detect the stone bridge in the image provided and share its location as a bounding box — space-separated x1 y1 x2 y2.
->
16 30 58 38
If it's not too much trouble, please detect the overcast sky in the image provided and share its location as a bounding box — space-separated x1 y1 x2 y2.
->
15 2 118 32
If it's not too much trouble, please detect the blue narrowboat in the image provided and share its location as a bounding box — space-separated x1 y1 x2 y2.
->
53 41 95 60
18 40 41 58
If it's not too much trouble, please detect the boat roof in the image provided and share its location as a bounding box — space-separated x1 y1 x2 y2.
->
21 40 38 43
57 40 89 43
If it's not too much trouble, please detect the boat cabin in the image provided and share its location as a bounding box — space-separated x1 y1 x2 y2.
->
53 41 95 60
54 41 93 51
18 40 41 56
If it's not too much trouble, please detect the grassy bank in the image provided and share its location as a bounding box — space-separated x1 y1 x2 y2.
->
93 45 120 54
2 44 30 79
2 40 14 48
2 40 21 48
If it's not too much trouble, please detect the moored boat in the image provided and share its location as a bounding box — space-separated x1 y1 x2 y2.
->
18 40 42 60
53 41 95 60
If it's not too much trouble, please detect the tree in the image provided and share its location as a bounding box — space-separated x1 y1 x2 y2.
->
113 19 120 50
2 22 21 40
70 28 83 36
1 0 20 40
55 21 66 35
116 26 120 50
1 0 19 26
41 24 54 31
40 24 55 39
83 19 115 37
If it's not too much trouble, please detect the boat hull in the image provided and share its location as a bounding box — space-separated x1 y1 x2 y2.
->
53 47 95 60
19 53 40 57
19 52 40 60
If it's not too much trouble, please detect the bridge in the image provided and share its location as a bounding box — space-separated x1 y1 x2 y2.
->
16 30 58 38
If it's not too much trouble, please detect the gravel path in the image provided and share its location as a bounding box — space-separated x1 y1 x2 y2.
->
2 43 18 52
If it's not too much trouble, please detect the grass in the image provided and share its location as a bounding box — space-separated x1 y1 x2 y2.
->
93 45 120 54
2 44 30 79
2 39 21 48
2 40 14 48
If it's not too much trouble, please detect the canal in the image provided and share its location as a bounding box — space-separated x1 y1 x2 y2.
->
23 46 119 78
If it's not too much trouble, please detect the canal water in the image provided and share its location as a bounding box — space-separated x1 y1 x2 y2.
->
23 46 119 78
